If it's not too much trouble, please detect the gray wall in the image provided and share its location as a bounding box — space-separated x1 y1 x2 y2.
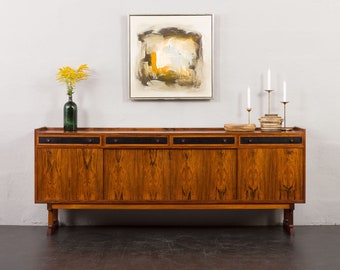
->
0 0 339 226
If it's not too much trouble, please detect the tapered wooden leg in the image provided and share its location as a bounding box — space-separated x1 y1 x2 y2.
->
283 204 295 234
47 204 59 235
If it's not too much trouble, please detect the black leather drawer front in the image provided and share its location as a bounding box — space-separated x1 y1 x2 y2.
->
106 137 168 144
173 137 235 144
39 137 100 144
240 137 302 144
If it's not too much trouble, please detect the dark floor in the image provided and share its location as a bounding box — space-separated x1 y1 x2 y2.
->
0 225 340 270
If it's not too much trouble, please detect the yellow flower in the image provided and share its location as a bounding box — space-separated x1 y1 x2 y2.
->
57 64 89 96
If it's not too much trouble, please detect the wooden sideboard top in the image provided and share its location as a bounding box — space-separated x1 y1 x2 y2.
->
35 126 305 135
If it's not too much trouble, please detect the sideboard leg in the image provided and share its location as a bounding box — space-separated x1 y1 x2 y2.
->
47 204 59 235
283 204 295 234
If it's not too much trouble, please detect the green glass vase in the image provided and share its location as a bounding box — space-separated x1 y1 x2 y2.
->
64 95 77 131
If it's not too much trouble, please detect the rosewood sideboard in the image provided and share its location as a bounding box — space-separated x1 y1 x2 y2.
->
34 127 306 235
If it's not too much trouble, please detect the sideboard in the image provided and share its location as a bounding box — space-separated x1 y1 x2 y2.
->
34 127 306 235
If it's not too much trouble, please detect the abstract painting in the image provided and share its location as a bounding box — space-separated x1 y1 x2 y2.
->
129 14 213 100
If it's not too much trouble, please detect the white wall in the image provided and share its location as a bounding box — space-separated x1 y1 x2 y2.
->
1 0 339 226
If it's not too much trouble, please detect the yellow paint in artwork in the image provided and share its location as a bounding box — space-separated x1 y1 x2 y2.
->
151 51 170 76
147 37 198 83
151 51 157 72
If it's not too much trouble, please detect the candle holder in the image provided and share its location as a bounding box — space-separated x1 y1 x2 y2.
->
223 107 255 132
265 89 274 115
281 101 292 131
247 107 252 124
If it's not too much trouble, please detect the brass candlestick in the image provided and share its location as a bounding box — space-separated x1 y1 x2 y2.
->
247 107 252 124
281 101 292 131
265 89 274 115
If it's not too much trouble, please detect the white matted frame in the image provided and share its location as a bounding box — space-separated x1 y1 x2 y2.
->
129 14 213 100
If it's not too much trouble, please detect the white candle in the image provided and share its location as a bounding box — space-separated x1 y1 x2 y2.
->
247 86 251 109
267 69 271 90
283 81 287 101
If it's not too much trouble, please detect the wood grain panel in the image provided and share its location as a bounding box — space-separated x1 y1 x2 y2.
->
276 149 304 201
137 149 170 200
36 148 103 201
238 148 304 201
104 149 136 200
170 149 236 201
238 149 274 200
36 148 65 201
71 149 103 200
170 150 204 200
206 150 237 200
104 149 169 200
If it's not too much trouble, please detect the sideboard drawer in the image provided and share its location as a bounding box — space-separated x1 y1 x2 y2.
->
240 137 302 144
106 136 168 145
38 137 100 144
173 137 235 145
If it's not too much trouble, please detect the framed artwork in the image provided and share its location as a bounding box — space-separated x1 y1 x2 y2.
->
129 14 213 100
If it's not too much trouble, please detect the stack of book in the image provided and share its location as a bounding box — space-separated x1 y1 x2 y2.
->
259 114 283 131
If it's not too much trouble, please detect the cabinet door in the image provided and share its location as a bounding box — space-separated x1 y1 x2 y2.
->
35 148 103 202
275 148 304 201
104 149 170 201
170 149 236 201
238 148 304 202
